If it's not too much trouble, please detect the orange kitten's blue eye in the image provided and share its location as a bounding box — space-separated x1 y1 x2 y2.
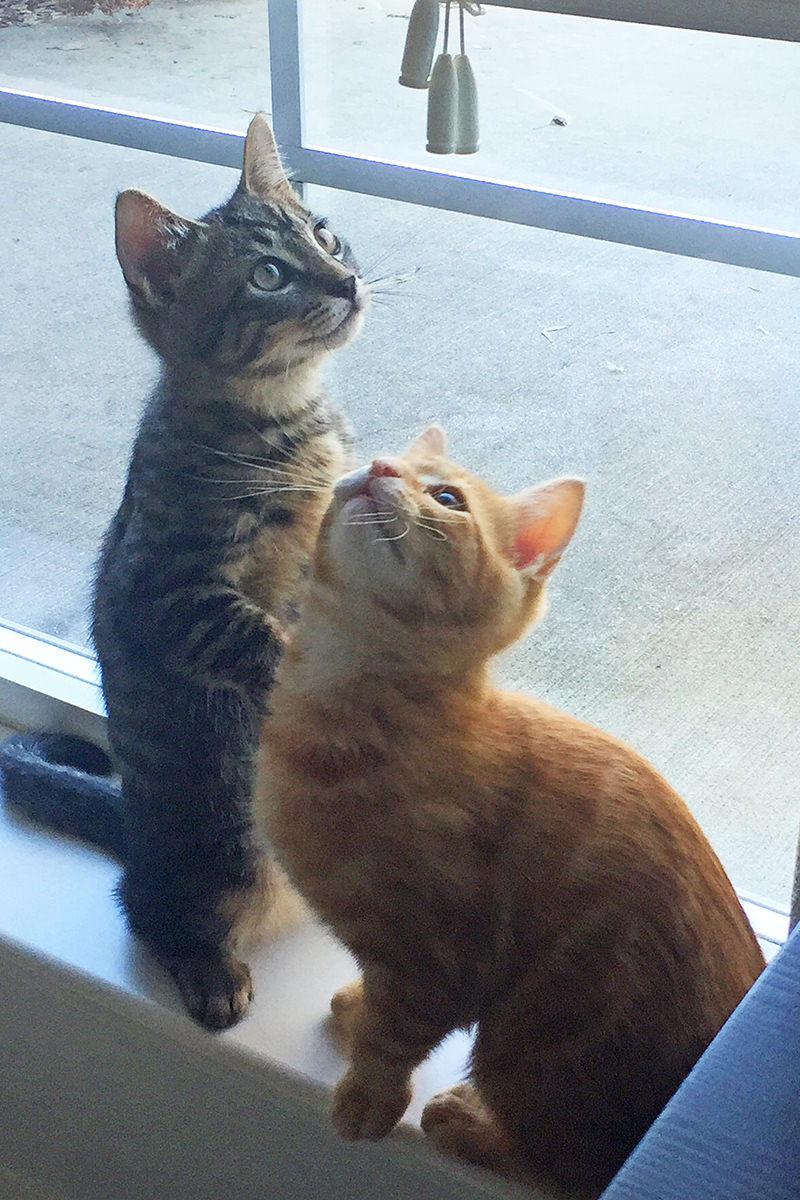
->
430 486 466 510
251 258 287 291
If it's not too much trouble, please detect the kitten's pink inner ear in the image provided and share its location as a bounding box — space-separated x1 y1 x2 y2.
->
240 113 294 203
406 424 448 458
115 190 196 297
512 478 585 577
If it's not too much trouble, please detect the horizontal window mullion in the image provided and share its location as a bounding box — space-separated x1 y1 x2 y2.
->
479 0 800 43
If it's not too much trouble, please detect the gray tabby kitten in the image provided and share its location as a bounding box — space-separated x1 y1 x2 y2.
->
94 115 366 1027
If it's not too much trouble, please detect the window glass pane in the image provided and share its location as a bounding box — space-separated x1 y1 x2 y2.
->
2 112 796 909
0 0 269 129
303 2 800 231
2 123 233 643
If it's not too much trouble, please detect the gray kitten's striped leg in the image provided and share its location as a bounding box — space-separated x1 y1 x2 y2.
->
151 583 285 696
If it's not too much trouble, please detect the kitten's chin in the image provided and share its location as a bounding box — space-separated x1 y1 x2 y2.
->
300 304 366 353
339 494 383 518
332 306 366 348
328 506 413 601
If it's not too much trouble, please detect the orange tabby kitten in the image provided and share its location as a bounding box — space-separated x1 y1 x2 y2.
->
257 426 765 1198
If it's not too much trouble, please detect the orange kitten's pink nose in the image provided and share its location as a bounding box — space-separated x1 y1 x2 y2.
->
369 458 401 479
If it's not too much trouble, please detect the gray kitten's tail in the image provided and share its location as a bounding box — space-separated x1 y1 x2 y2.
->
0 732 126 859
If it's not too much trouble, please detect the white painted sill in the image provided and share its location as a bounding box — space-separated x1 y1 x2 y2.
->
0 624 533 1200
0 624 788 1200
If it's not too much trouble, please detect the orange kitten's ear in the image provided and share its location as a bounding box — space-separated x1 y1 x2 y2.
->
406 424 448 458
240 113 295 204
510 478 585 578
115 190 200 306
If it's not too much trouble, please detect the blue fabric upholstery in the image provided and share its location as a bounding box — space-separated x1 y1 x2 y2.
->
602 926 800 1199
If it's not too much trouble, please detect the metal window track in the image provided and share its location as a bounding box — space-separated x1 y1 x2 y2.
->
1 88 799 279
0 623 105 748
479 0 800 42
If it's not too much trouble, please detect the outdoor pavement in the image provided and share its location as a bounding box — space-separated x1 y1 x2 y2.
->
1 0 798 906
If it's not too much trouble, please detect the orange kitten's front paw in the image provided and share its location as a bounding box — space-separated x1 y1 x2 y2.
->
422 1084 514 1170
331 1069 412 1140
329 978 364 1056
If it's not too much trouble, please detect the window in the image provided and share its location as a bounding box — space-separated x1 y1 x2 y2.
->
0 12 796 1191
2 0 797 916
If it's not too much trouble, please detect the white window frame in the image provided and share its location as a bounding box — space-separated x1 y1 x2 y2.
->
0 7 796 1192
1 0 797 915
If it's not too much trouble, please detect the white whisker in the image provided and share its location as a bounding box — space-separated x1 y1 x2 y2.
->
257 484 331 494
201 478 328 492
193 443 263 465
345 514 395 523
212 483 330 502
214 491 278 502
192 443 331 486
343 508 396 519
343 513 398 528
207 465 331 486
194 472 279 483
416 519 448 541
374 523 410 544
415 509 464 525
240 419 303 456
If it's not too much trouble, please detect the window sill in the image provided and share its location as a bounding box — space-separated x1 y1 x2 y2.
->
0 625 789 1200
0 628 528 1200
0 790 528 1200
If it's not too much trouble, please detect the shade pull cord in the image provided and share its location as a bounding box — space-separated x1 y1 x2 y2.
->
399 0 482 156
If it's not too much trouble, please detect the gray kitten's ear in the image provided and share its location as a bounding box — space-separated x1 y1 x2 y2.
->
240 113 295 203
406 424 448 458
115 190 199 306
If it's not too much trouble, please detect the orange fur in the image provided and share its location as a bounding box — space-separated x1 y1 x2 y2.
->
256 428 765 1198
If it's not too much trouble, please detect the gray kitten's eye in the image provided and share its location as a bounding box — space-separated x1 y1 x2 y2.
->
314 222 341 256
251 258 287 291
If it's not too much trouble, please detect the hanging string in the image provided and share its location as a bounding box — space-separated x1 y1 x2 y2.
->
443 0 452 54
459 0 466 56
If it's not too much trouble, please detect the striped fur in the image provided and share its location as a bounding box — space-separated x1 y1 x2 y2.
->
92 115 367 1029
258 427 765 1196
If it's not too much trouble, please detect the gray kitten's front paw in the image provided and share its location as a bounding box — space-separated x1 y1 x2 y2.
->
167 950 254 1031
